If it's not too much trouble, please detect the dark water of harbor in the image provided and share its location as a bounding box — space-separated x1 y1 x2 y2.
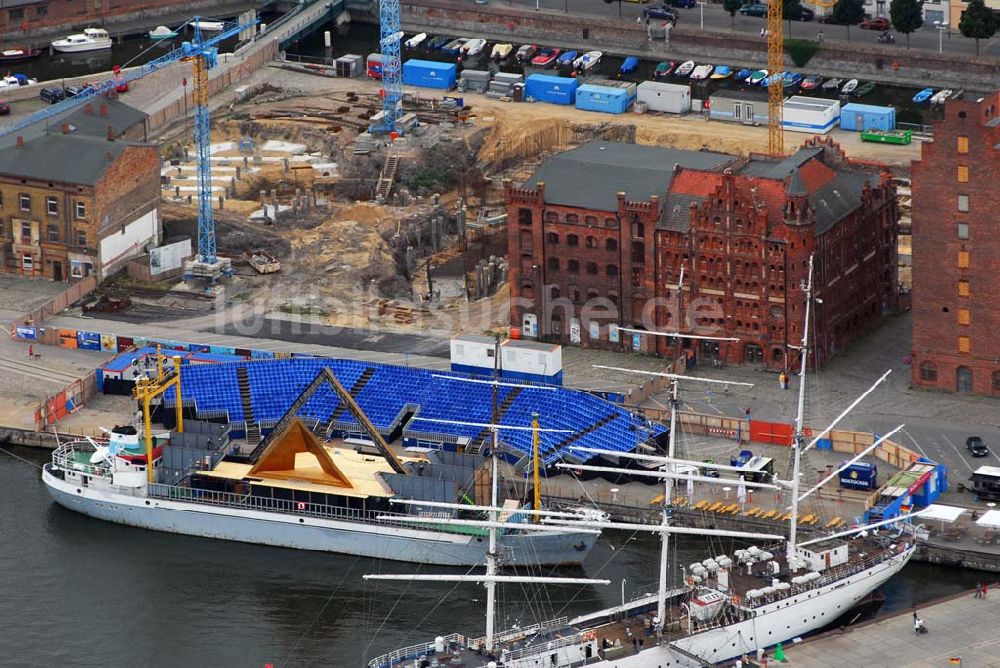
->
0 445 985 667
287 21 939 126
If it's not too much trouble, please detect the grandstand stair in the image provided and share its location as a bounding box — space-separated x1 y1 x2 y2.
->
323 366 376 435
236 367 260 445
548 413 622 461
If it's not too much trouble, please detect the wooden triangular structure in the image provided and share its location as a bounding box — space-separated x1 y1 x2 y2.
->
248 417 354 488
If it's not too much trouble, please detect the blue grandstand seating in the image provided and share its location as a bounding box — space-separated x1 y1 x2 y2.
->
160 357 666 464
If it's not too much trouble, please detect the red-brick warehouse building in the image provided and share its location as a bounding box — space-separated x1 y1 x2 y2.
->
910 92 1000 396
505 139 899 369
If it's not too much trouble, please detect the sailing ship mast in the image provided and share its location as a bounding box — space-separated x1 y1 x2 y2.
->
786 254 814 569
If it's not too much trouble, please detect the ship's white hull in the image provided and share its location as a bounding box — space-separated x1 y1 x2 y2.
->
582 543 915 667
52 39 112 53
42 466 595 567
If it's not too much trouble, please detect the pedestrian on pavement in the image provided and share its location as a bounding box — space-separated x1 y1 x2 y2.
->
982 583 989 598
632 637 638 654
760 27 766 38
638 638 644 651
817 30 824 43
976 581 984 598
28 344 33 358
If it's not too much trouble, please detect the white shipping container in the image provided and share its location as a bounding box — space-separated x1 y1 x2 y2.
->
782 96 840 134
636 81 691 114
450 335 499 373
501 340 562 378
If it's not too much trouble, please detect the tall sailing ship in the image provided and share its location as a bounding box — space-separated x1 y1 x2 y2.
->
365 256 921 667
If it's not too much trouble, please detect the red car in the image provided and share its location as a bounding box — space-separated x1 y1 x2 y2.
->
0 99 10 115
860 16 890 30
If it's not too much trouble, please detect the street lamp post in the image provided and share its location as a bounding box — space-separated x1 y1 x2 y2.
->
934 21 949 53
699 1 706 29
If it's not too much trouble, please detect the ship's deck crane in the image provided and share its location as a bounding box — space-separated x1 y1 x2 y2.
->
370 0 402 134
0 15 259 281
766 2 784 156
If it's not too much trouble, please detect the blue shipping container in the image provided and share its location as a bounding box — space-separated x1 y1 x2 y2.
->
524 74 579 105
840 103 896 132
575 84 634 114
402 59 457 90
839 461 878 491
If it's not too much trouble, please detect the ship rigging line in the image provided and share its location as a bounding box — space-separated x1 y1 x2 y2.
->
0 446 42 470
279 552 362 667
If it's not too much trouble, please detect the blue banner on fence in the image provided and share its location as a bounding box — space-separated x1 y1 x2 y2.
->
209 345 236 356
76 331 101 350
15 325 36 340
250 349 275 359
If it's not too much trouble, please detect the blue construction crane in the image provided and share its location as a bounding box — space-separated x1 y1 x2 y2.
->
370 0 402 134
0 15 258 279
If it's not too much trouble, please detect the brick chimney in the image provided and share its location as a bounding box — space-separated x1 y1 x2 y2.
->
62 123 70 134
99 102 108 116
84 103 93 115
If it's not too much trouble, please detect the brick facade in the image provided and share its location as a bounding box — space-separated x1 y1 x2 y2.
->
0 0 216 34
910 92 1000 396
507 138 899 370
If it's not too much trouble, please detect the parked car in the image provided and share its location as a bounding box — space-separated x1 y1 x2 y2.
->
64 84 91 98
791 6 815 20
0 99 10 115
670 0 697 7
644 5 680 21
39 87 65 104
860 16 891 30
967 436 990 458
818 13 858 24
739 3 768 17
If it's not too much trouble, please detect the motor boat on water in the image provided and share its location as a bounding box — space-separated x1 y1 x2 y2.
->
460 38 487 58
52 28 112 53
912 87 934 104
618 56 639 76
574 50 602 71
654 61 675 79
190 20 225 32
149 26 178 40
0 46 41 62
710 65 732 79
735 68 752 81
782 72 803 90
427 35 450 50
556 50 578 67
800 74 824 90
746 68 767 84
930 89 953 105
822 77 842 91
854 81 876 97
441 38 468 54
531 47 561 67
690 64 714 80
841 78 859 94
405 32 427 49
491 43 513 61
675 60 696 77
516 44 538 62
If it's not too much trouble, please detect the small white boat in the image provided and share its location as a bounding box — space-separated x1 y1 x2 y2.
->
491 43 513 60
441 38 468 54
930 89 953 105
404 32 427 49
573 50 602 71
462 38 487 56
690 64 714 80
841 78 859 94
191 20 225 32
51 27 112 53
149 25 178 40
675 60 696 77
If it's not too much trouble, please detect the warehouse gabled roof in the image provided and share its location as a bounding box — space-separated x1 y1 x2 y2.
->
526 141 733 212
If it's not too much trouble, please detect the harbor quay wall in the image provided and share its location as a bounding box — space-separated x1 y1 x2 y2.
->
917 542 1000 573
372 0 999 92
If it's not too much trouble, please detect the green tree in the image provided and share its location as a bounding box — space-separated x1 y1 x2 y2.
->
783 0 803 33
959 0 999 55
724 0 743 31
889 0 924 48
831 0 865 41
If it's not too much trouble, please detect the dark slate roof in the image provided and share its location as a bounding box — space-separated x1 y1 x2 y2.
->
809 168 877 235
525 141 734 211
736 146 824 180
0 99 147 150
0 133 132 185
661 193 707 231
786 168 807 196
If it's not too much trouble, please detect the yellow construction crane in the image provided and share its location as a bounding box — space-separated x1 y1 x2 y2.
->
766 1 784 157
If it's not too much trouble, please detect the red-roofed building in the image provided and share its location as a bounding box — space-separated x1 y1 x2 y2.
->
505 138 899 370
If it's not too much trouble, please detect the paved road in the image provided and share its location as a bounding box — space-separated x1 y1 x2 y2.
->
638 312 1000 488
503 0 999 57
